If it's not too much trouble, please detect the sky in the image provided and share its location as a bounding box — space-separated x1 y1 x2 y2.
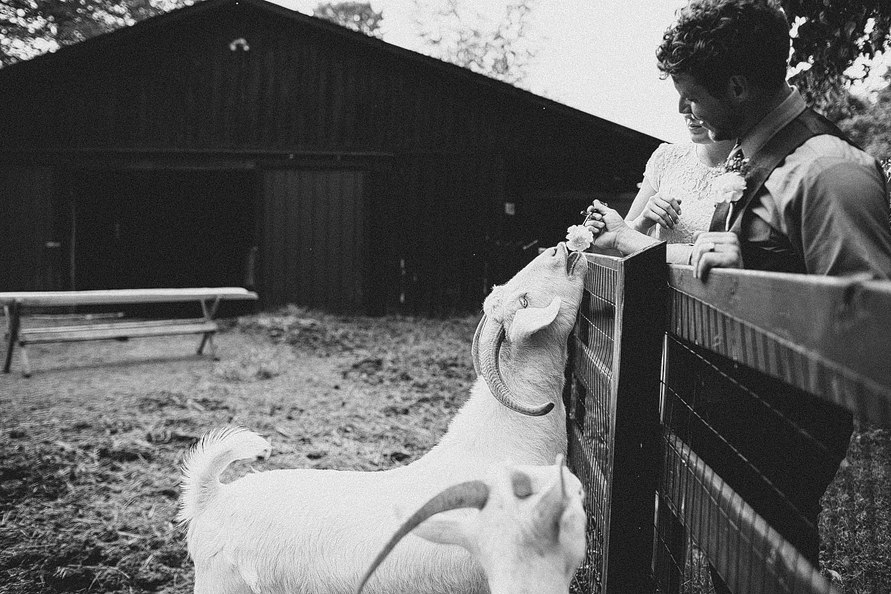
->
270 0 891 144
271 0 694 142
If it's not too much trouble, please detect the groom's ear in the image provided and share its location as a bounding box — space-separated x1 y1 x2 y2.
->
725 75 751 104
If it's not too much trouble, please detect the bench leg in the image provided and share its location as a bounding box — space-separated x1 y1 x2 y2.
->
201 332 219 360
197 297 221 360
19 343 32 378
3 302 21 374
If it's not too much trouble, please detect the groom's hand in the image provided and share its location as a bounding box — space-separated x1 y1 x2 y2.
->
691 231 743 279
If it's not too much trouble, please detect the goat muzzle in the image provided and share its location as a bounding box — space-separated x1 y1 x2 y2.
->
566 250 583 276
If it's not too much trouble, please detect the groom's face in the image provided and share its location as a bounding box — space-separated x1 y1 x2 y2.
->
672 73 741 142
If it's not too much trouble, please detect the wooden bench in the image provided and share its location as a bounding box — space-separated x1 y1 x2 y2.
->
1 288 258 377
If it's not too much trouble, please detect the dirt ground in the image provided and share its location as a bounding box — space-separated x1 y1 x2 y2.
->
0 307 479 593
1 307 888 593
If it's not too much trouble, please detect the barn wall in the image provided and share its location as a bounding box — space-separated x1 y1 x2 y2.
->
0 2 658 184
260 168 366 312
374 152 506 315
0 0 662 314
0 166 58 292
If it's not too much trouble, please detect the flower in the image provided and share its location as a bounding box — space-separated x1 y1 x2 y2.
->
566 224 594 252
714 151 751 203
714 171 747 203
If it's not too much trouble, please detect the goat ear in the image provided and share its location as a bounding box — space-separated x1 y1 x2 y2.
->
508 297 561 343
411 511 477 550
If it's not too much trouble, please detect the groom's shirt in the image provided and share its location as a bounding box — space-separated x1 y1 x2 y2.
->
736 88 891 279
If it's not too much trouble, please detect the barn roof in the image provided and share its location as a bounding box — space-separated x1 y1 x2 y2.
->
0 0 661 145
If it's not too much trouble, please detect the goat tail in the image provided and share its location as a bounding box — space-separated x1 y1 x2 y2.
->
177 426 271 528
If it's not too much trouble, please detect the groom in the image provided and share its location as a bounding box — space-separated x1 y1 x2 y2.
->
587 0 891 281
585 0 891 588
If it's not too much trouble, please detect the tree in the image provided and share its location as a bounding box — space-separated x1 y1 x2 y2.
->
0 0 191 67
412 0 538 86
783 0 891 114
835 79 891 161
313 2 383 38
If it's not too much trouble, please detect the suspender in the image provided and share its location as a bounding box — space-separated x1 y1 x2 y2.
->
707 109 854 272
709 109 850 233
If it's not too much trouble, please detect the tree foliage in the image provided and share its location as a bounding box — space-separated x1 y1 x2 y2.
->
835 79 891 161
313 2 383 38
412 0 538 86
0 0 190 67
783 0 891 114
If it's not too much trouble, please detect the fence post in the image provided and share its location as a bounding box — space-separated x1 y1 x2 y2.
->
566 242 666 594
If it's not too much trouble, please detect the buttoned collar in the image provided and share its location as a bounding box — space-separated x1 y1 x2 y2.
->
738 86 807 158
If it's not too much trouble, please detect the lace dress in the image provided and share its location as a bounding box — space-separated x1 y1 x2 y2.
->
643 143 725 243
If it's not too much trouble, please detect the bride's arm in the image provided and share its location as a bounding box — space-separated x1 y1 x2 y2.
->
625 179 659 233
587 201 692 264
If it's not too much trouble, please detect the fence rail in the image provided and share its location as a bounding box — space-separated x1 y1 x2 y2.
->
566 249 891 594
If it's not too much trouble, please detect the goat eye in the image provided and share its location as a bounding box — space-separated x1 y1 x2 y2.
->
519 296 528 308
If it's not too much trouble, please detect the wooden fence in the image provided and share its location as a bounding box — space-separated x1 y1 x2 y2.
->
565 248 891 594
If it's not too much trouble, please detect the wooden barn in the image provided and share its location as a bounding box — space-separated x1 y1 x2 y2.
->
0 0 662 315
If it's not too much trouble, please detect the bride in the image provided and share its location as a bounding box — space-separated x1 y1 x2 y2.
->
623 111 735 244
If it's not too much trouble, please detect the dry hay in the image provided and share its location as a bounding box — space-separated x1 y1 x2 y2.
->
0 307 478 593
1 306 888 593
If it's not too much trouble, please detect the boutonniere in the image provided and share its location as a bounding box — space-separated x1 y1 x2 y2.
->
714 152 750 203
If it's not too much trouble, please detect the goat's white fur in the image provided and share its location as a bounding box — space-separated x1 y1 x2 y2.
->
359 459 587 594
178 244 588 594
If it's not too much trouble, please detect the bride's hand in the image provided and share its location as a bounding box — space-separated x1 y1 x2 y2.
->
633 192 681 231
584 200 629 250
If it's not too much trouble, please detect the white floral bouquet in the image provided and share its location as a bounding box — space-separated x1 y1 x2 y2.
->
565 224 593 252
564 203 606 252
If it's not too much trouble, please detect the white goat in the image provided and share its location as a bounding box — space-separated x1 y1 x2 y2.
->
356 456 587 594
178 243 588 594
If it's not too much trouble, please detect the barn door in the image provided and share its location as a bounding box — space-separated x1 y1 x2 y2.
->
0 166 59 291
261 169 365 312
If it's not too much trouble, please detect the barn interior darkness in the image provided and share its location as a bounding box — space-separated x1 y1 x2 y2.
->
57 169 256 315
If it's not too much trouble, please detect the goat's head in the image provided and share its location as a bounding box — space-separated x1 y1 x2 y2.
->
355 455 586 594
472 243 587 416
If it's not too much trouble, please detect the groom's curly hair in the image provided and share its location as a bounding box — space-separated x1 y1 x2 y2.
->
656 0 790 95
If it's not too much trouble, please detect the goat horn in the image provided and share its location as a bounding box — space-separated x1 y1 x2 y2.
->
533 458 570 543
556 453 567 499
355 481 490 594
470 314 486 378
477 315 555 417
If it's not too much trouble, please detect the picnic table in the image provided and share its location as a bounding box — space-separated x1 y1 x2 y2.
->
1 287 258 377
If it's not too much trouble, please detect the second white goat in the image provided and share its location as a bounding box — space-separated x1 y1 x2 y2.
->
356 456 587 594
178 243 588 594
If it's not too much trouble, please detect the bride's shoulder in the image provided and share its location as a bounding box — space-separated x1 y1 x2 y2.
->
652 142 695 158
649 142 695 168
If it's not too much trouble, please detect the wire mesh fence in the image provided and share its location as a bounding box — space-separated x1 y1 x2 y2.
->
566 244 665 594
566 253 891 594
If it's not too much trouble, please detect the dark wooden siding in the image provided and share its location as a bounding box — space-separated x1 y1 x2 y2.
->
372 153 506 314
261 169 365 312
0 167 57 291
0 2 657 181
0 0 662 314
